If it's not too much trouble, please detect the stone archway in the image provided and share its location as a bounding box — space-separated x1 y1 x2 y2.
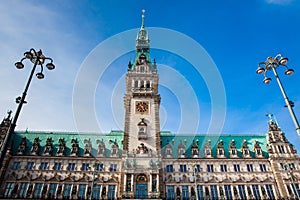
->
135 174 148 199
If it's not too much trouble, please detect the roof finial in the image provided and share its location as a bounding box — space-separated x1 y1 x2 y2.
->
141 9 145 28
266 113 279 125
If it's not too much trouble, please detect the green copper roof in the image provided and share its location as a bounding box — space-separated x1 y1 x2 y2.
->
160 134 269 158
11 130 124 157
128 10 153 71
11 129 269 159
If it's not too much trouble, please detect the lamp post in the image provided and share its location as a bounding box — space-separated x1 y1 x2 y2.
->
90 161 99 200
256 54 300 136
192 164 199 200
0 48 55 168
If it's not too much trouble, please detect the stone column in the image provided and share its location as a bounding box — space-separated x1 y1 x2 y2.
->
124 174 127 193
131 174 134 192
149 174 152 193
115 185 118 199
156 174 159 193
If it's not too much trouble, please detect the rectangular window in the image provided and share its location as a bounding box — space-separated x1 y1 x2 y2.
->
195 164 201 172
4 182 15 197
19 183 28 198
234 164 240 172
280 163 287 170
220 164 227 172
182 185 189 200
290 163 296 169
291 183 300 198
40 162 48 170
48 183 57 198
197 185 204 199
96 163 104 171
265 185 275 199
108 185 116 200
247 164 253 172
205 149 211 155
78 184 87 199
238 185 247 199
180 165 187 172
210 185 218 200
218 149 223 155
13 162 21 170
278 145 285 153
53 162 61 170
26 162 34 170
244 149 249 155
231 149 236 155
93 185 101 199
167 185 175 200
33 183 43 198
252 185 261 199
109 164 117 172
224 185 232 199
256 149 261 155
260 164 267 172
81 163 89 171
207 164 214 172
179 149 185 156
68 163 75 171
63 184 72 198
166 149 171 155
166 165 173 172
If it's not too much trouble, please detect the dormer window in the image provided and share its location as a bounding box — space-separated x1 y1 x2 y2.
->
56 138 66 156
43 137 53 156
229 140 238 158
254 140 263 158
138 118 147 140
219 149 223 155
110 141 119 157
177 141 185 158
217 140 225 158
191 140 199 158
83 139 92 157
204 140 212 158
30 137 40 156
241 140 251 158
70 138 79 157
97 141 106 157
17 137 27 155
164 144 172 158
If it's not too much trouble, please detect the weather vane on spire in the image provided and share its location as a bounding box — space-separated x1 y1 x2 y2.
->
142 9 145 17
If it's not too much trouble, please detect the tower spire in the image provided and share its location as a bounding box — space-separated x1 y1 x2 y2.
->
141 9 145 29
128 9 153 71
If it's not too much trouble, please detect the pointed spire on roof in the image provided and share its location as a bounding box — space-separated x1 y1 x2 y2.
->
266 113 281 131
141 9 145 29
128 9 154 71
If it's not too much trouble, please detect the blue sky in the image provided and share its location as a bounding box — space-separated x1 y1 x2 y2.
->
0 0 300 151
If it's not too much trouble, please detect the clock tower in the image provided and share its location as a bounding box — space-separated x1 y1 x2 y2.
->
122 10 162 198
123 11 161 155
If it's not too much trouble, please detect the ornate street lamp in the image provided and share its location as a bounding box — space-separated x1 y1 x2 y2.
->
256 54 300 136
0 48 55 168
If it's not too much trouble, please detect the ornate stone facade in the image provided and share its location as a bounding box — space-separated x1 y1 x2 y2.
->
0 12 299 200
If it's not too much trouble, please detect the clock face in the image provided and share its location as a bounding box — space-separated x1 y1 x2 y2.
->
135 101 149 114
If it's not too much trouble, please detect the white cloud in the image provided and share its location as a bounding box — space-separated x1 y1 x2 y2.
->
0 1 90 132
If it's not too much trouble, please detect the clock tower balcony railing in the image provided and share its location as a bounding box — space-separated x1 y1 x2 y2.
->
131 87 153 93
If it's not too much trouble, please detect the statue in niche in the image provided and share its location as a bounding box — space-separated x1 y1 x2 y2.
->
136 143 148 154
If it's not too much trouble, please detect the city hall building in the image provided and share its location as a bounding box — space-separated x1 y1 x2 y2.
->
0 13 299 200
